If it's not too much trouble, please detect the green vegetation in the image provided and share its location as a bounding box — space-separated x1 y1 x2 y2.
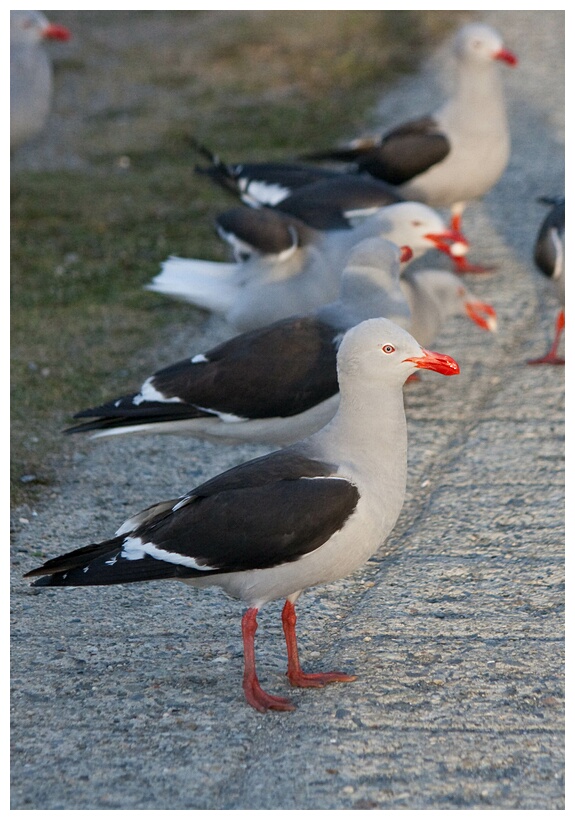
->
11 10 464 506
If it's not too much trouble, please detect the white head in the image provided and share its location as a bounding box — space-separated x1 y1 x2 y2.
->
339 237 405 298
11 11 70 47
454 23 517 66
336 317 460 391
324 237 412 330
368 202 469 261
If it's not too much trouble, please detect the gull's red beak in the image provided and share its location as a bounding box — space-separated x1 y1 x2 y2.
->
43 24 71 41
403 348 460 376
465 300 498 332
494 48 517 66
424 229 469 259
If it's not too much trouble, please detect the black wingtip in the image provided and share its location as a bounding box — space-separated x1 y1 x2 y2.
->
23 564 67 584
27 574 55 586
299 148 362 164
62 421 98 435
187 135 214 159
25 567 86 587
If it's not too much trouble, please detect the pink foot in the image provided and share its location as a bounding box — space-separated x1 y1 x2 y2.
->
452 257 498 275
243 677 296 712
528 311 565 365
242 607 296 712
282 600 356 690
527 354 565 366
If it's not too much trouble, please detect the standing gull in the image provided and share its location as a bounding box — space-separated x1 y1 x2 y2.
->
26 318 460 712
302 23 517 272
10 10 71 151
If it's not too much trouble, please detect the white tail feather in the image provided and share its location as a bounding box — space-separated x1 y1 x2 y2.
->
146 256 240 313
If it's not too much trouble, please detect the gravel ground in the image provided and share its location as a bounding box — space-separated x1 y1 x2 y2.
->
10 10 564 810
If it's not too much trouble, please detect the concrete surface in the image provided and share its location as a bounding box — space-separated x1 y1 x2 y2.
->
10 10 564 810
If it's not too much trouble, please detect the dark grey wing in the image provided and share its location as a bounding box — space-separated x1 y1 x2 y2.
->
192 137 341 206
151 317 340 420
303 117 450 186
356 117 450 184
137 473 360 575
230 162 342 207
534 196 565 280
275 175 403 229
26 450 360 586
66 317 340 434
301 136 382 163
215 206 318 258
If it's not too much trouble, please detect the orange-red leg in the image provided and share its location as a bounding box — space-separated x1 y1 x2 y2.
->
281 600 357 688
241 608 295 712
449 204 464 235
449 207 496 274
528 309 565 365
452 255 497 274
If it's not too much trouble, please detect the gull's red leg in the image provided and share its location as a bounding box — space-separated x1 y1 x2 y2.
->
528 309 565 365
282 600 357 688
241 608 295 712
452 256 498 274
450 207 463 235
449 204 496 274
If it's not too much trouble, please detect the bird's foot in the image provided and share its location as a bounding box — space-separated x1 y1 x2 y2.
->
452 257 497 275
529 314 565 364
527 354 565 366
287 669 357 689
281 599 356 690
243 677 296 712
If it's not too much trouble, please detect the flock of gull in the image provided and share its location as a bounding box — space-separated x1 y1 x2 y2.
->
13 12 564 712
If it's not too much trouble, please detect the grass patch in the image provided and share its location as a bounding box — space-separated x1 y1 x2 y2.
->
11 10 466 506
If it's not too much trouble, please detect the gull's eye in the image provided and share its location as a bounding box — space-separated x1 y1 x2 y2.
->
382 344 395 354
